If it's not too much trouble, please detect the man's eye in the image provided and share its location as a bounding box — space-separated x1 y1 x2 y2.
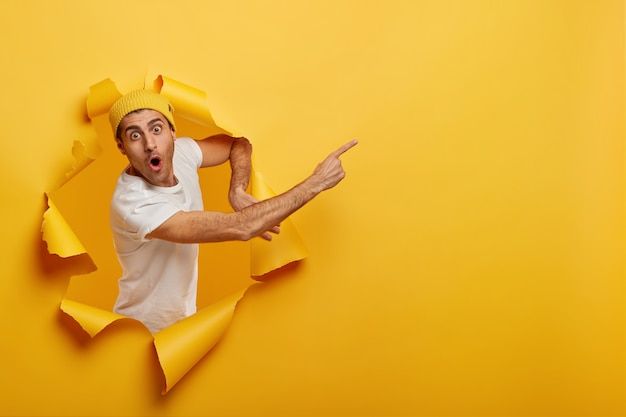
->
153 125 162 134
130 132 140 140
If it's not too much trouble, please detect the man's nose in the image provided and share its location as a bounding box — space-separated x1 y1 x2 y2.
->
144 134 157 151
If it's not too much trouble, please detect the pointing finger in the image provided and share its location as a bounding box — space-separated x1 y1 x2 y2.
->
330 139 358 158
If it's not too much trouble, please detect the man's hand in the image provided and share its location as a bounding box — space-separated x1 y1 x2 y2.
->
229 186 256 212
308 139 358 192
229 187 280 241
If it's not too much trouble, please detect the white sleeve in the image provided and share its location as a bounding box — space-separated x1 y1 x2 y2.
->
115 194 181 242
174 137 203 169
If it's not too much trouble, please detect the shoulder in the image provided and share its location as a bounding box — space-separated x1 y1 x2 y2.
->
174 136 198 150
174 137 202 168
110 172 148 215
109 172 182 240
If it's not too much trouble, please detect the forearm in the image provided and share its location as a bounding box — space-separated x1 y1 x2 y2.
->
149 138 356 244
228 137 252 198
151 176 323 244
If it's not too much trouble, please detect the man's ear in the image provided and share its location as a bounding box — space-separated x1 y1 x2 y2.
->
116 139 126 155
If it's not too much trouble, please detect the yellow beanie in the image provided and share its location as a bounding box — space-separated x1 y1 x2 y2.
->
109 89 176 138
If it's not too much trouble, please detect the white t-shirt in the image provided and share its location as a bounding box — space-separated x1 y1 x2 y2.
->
110 137 204 333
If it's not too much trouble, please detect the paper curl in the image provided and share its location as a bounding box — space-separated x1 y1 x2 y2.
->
60 299 126 337
43 74 307 394
86 78 122 119
250 169 308 276
42 194 88 258
154 287 250 393
153 75 216 127
61 287 253 395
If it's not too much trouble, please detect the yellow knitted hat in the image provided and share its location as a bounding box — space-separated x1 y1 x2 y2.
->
109 89 176 138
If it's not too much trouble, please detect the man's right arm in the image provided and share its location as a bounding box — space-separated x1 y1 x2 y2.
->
146 140 358 243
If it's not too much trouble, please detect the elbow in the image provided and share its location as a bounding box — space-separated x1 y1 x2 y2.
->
237 136 251 145
235 136 252 151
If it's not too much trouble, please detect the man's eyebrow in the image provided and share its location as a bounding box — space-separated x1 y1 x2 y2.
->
124 124 140 134
124 118 164 134
147 117 165 126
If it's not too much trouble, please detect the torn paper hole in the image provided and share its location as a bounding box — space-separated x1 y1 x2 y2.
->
42 74 307 394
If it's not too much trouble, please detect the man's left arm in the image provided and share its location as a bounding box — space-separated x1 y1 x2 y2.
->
195 134 279 240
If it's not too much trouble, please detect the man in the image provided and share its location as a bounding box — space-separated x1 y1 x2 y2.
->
108 89 357 333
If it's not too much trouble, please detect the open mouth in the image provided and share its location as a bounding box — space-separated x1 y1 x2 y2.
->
148 156 162 171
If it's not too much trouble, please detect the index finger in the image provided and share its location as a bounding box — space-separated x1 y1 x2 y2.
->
330 139 358 158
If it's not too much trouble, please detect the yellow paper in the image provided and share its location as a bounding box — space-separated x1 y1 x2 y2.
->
62 140 99 185
86 78 122 119
153 74 216 127
60 299 126 337
41 194 88 258
154 286 252 393
250 168 308 277
3 3 624 415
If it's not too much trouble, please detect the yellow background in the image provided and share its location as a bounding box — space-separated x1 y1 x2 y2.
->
1 0 624 415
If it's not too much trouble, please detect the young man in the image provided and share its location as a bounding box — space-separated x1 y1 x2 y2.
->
108 89 357 333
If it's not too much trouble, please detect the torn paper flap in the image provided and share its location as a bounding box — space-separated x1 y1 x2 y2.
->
60 298 127 337
61 140 99 186
152 75 217 127
86 78 122 120
250 168 308 276
42 194 88 258
153 286 251 393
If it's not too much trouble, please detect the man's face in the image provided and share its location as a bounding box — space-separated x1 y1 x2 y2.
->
116 109 176 187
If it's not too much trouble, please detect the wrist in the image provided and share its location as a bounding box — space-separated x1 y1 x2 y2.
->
304 175 325 196
228 186 243 205
229 185 246 196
